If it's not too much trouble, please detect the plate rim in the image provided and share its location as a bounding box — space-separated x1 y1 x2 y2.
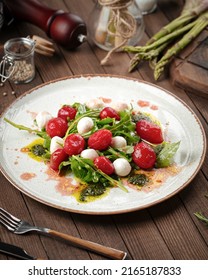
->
0 74 207 215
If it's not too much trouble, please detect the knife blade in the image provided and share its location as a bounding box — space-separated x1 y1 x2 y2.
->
0 241 36 260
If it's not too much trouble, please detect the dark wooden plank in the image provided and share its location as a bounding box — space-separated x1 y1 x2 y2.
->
0 26 21 111
24 198 91 260
72 214 131 259
177 30 208 60
180 172 208 244
188 94 208 124
127 1 208 259
149 197 208 259
170 58 208 99
158 0 183 20
0 0 126 260
114 210 173 259
0 0 90 260
0 0 207 261
169 30 208 99
0 174 49 260
60 0 172 260
0 83 16 114
188 37 208 69
67 0 208 260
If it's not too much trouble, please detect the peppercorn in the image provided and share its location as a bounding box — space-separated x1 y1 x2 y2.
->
8 60 35 83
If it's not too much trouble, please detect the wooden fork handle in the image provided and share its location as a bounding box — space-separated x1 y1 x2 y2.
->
47 229 127 260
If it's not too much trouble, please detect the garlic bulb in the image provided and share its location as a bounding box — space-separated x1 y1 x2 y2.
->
135 0 157 14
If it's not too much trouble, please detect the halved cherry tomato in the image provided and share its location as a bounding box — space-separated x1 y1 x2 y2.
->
46 117 68 138
57 105 77 122
136 119 163 144
94 156 114 175
132 142 156 169
50 148 68 171
88 129 112 151
64 133 85 156
99 107 120 121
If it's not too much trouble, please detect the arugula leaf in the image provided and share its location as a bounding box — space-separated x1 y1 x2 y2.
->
156 141 180 168
64 109 100 138
64 107 139 145
71 155 128 192
72 102 88 115
96 117 116 127
106 110 139 144
102 146 132 162
4 117 51 140
71 156 100 183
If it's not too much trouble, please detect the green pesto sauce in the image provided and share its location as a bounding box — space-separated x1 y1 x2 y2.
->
23 138 45 162
73 184 111 203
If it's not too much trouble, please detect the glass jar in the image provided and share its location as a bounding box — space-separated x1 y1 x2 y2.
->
88 0 144 51
135 0 157 15
2 37 35 84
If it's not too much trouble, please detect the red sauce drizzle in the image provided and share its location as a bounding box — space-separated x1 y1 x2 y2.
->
20 173 36 181
137 100 150 107
45 168 79 196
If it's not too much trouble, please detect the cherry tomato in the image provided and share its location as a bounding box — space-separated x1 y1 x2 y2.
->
88 129 112 151
46 117 68 138
132 142 156 169
94 156 114 175
100 107 120 121
57 105 77 122
136 119 163 144
50 148 68 171
64 133 85 156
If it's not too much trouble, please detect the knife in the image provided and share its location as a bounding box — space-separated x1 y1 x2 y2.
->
0 241 36 260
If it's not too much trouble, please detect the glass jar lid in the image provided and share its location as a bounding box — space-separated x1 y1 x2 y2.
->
4 37 35 59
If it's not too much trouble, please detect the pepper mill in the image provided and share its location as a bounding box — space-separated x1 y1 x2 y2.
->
4 0 87 49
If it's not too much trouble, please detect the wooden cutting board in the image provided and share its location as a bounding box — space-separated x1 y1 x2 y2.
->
170 29 208 99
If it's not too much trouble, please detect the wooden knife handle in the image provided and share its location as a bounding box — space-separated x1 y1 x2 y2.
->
48 229 127 260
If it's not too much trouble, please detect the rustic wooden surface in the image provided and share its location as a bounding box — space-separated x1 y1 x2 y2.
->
0 0 208 260
170 29 208 98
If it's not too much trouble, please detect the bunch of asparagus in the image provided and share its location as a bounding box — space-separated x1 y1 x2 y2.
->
123 0 208 80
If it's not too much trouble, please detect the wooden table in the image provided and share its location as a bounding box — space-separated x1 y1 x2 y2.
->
0 0 208 260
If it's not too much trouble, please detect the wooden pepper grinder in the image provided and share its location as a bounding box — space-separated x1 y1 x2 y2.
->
4 0 87 49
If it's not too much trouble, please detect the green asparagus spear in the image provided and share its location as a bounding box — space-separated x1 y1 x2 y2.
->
194 212 208 226
154 12 208 80
124 0 208 79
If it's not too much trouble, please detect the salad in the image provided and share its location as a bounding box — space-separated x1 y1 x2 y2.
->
4 99 180 202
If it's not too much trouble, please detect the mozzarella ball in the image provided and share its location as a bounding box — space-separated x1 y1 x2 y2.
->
111 136 127 149
81 149 99 160
50 136 64 153
113 158 131 177
86 98 104 109
77 117 94 135
36 111 53 130
111 102 128 112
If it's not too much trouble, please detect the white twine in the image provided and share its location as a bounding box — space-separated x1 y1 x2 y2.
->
98 0 137 65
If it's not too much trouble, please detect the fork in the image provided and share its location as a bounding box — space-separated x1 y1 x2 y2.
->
27 35 55 56
0 207 127 260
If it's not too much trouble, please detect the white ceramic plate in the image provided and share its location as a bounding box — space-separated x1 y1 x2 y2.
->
0 76 206 214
